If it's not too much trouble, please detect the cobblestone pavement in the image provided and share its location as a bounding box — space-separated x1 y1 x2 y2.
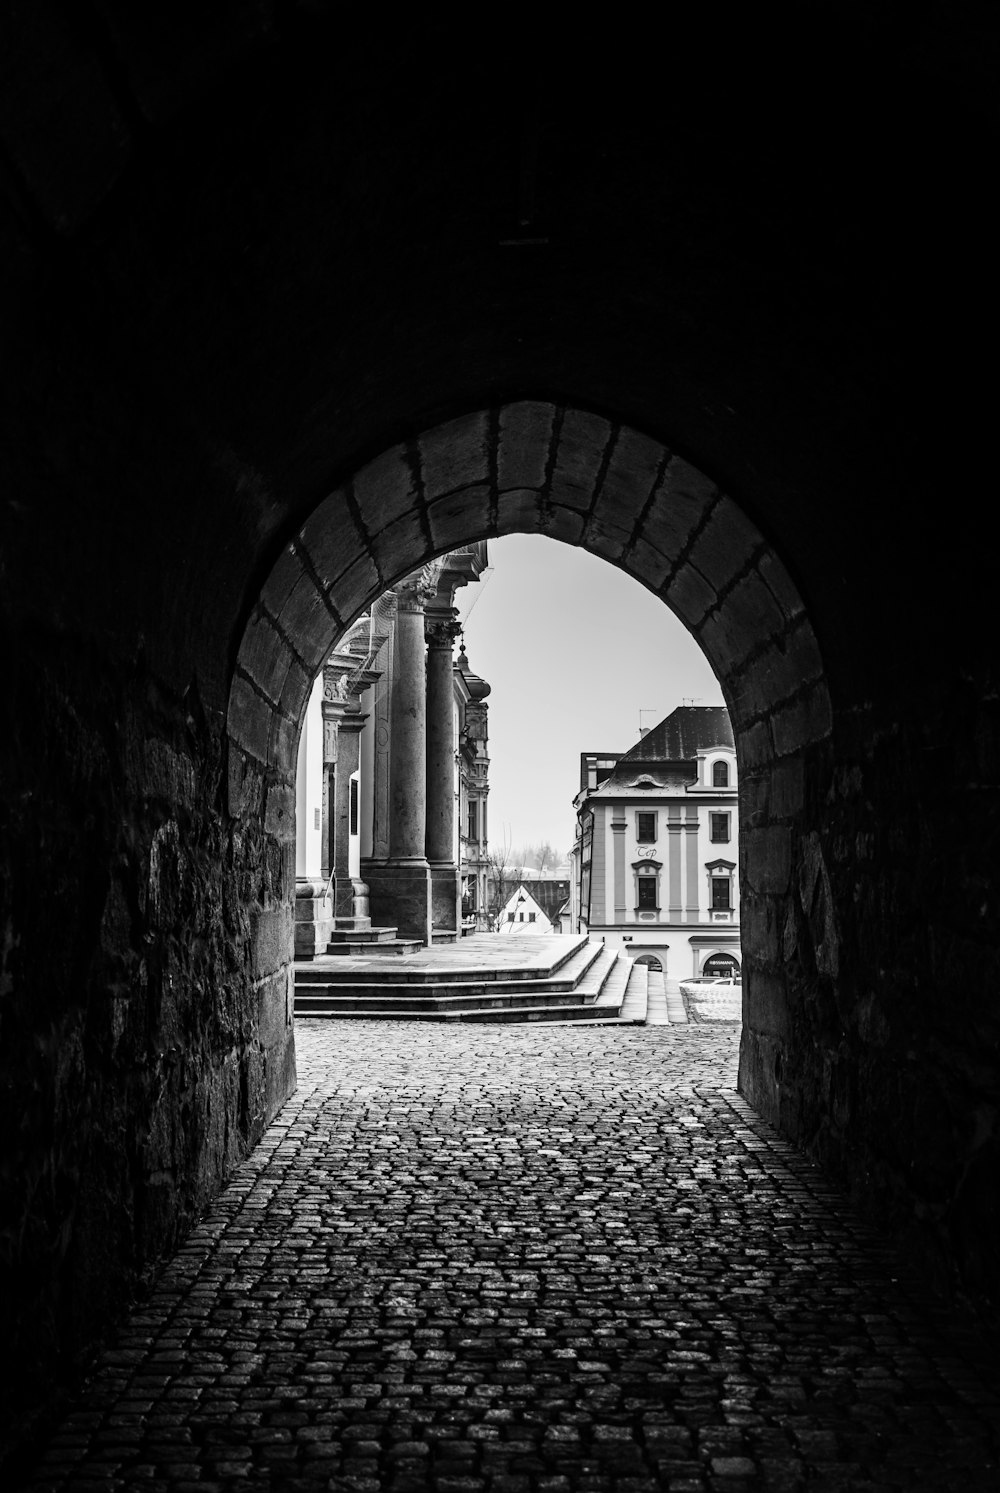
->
20 1020 1000 1492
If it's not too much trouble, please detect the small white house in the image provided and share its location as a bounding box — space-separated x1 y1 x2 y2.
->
498 880 569 934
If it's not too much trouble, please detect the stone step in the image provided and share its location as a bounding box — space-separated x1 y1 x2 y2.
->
480 955 650 1028
326 926 401 946
457 947 621 1023
293 948 614 1014
295 933 596 992
321 937 423 957
619 961 649 1023
294 945 623 1022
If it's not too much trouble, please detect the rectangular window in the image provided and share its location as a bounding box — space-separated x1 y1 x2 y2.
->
467 800 478 840
636 811 656 843
528 912 536 923
507 912 515 922
349 779 358 836
712 877 731 910
710 812 730 843
637 878 657 909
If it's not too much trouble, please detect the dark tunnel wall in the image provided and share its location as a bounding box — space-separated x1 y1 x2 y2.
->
0 2 998 1464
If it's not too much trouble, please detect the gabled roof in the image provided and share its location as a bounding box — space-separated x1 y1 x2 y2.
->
507 879 571 921
617 705 733 766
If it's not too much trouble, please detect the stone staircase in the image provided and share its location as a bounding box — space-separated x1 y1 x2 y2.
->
293 934 648 1024
323 926 422 957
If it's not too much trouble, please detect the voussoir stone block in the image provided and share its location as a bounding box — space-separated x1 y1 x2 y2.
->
583 515 633 564
274 573 337 671
549 409 614 512
698 608 756 687
624 536 672 593
353 445 417 532
278 655 313 725
238 609 296 704
298 489 365 589
227 673 271 765
596 428 666 529
419 411 490 499
267 710 298 776
544 503 586 546
685 496 762 594
664 562 716 630
427 484 491 551
724 570 787 653
261 544 310 620
496 487 547 533
371 510 429 585
739 718 774 769
328 554 380 627
498 401 556 490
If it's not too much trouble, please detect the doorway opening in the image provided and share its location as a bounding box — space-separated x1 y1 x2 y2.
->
228 403 831 1118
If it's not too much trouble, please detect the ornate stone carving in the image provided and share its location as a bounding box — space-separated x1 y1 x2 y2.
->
425 613 462 650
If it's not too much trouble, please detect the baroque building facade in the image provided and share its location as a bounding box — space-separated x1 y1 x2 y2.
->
295 545 490 951
570 706 740 977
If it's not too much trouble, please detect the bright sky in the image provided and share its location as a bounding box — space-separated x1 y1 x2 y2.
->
455 535 725 863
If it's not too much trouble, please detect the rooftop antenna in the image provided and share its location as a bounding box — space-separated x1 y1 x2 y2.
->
639 707 657 738
682 697 703 706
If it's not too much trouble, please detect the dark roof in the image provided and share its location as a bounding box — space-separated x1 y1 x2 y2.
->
616 705 733 765
514 880 571 920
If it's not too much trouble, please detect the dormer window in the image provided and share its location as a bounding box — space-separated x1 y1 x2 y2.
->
712 760 729 787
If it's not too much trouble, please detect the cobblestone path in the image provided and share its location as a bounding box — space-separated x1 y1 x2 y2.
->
21 1021 1000 1492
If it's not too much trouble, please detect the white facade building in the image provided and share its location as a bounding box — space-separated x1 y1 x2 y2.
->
570 706 741 977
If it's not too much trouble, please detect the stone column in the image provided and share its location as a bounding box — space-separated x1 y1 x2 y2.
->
388 586 429 863
365 577 433 941
425 611 462 934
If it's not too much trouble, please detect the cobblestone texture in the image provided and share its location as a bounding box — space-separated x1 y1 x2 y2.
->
19 1020 999 1491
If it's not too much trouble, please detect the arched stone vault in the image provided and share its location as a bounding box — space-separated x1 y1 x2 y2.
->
227 402 834 1125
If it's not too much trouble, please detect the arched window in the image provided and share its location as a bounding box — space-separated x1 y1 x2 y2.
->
712 760 729 787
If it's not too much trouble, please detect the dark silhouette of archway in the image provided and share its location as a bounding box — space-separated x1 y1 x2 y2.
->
228 403 830 1136
1 10 997 1463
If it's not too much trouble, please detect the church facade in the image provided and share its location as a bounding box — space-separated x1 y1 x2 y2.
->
294 545 491 950
570 706 740 978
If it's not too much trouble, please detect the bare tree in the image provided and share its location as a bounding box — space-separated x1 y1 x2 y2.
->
484 833 519 931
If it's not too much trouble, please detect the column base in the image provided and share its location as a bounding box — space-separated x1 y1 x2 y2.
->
294 878 334 960
429 862 460 935
363 860 431 942
333 876 371 928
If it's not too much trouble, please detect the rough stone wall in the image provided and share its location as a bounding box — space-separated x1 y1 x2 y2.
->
0 635 295 1458
742 684 1000 1313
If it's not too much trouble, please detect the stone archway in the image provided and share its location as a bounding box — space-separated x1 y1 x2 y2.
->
227 403 833 1127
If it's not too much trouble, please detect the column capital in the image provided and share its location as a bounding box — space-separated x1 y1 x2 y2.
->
425 612 462 650
395 567 438 612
